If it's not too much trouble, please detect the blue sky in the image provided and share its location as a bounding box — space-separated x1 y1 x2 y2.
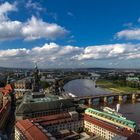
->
0 0 140 68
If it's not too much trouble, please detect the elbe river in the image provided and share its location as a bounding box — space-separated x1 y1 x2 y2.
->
64 79 140 125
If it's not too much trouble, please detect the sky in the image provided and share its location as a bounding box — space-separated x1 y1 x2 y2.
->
0 0 140 68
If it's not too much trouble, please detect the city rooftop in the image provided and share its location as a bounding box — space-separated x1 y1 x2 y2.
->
85 108 136 129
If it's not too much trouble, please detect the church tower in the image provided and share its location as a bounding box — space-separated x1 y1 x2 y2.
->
32 63 40 92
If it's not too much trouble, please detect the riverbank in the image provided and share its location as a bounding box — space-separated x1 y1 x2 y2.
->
96 79 140 94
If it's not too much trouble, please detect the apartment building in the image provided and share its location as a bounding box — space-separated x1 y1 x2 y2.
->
84 113 132 140
30 111 83 133
85 108 137 131
15 111 82 140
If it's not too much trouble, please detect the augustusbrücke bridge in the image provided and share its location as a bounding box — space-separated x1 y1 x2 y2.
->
61 75 140 105
73 92 140 105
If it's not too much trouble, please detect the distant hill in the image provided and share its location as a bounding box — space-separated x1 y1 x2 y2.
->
0 66 140 72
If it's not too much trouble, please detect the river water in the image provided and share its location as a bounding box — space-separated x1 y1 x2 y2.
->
64 79 110 96
115 102 140 125
64 79 140 125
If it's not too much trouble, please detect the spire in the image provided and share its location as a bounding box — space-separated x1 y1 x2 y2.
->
32 63 40 92
34 62 38 69
7 75 10 84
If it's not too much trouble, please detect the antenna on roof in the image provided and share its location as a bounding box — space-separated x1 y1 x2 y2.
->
34 62 38 69
7 75 10 84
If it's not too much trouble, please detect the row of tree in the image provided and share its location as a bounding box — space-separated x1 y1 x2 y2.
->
100 74 140 89
113 80 140 88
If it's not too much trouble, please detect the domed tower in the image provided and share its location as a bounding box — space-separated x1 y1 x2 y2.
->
32 63 40 92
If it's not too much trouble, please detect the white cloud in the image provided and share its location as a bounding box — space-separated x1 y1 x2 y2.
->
0 43 82 67
0 2 68 41
0 1 17 20
73 43 140 61
123 22 133 27
0 48 29 58
32 42 59 52
67 12 74 17
116 28 140 40
22 16 67 40
0 20 22 40
1 42 140 68
116 18 140 40
25 0 43 11
58 45 82 55
138 18 140 22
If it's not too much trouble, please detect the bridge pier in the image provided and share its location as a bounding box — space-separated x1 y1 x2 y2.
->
108 96 114 104
92 98 100 105
132 93 136 101
88 98 92 106
119 95 123 103
77 93 140 106
104 97 107 103
122 95 127 102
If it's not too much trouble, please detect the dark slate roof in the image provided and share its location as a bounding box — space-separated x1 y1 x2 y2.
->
16 98 74 115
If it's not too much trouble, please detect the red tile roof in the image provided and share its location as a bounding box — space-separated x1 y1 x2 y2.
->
16 119 49 140
83 114 133 137
4 84 13 91
0 84 13 96
0 84 12 119
30 113 73 126
0 100 10 120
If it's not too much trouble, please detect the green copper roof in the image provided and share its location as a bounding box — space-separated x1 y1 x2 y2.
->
85 108 136 129
16 92 75 114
